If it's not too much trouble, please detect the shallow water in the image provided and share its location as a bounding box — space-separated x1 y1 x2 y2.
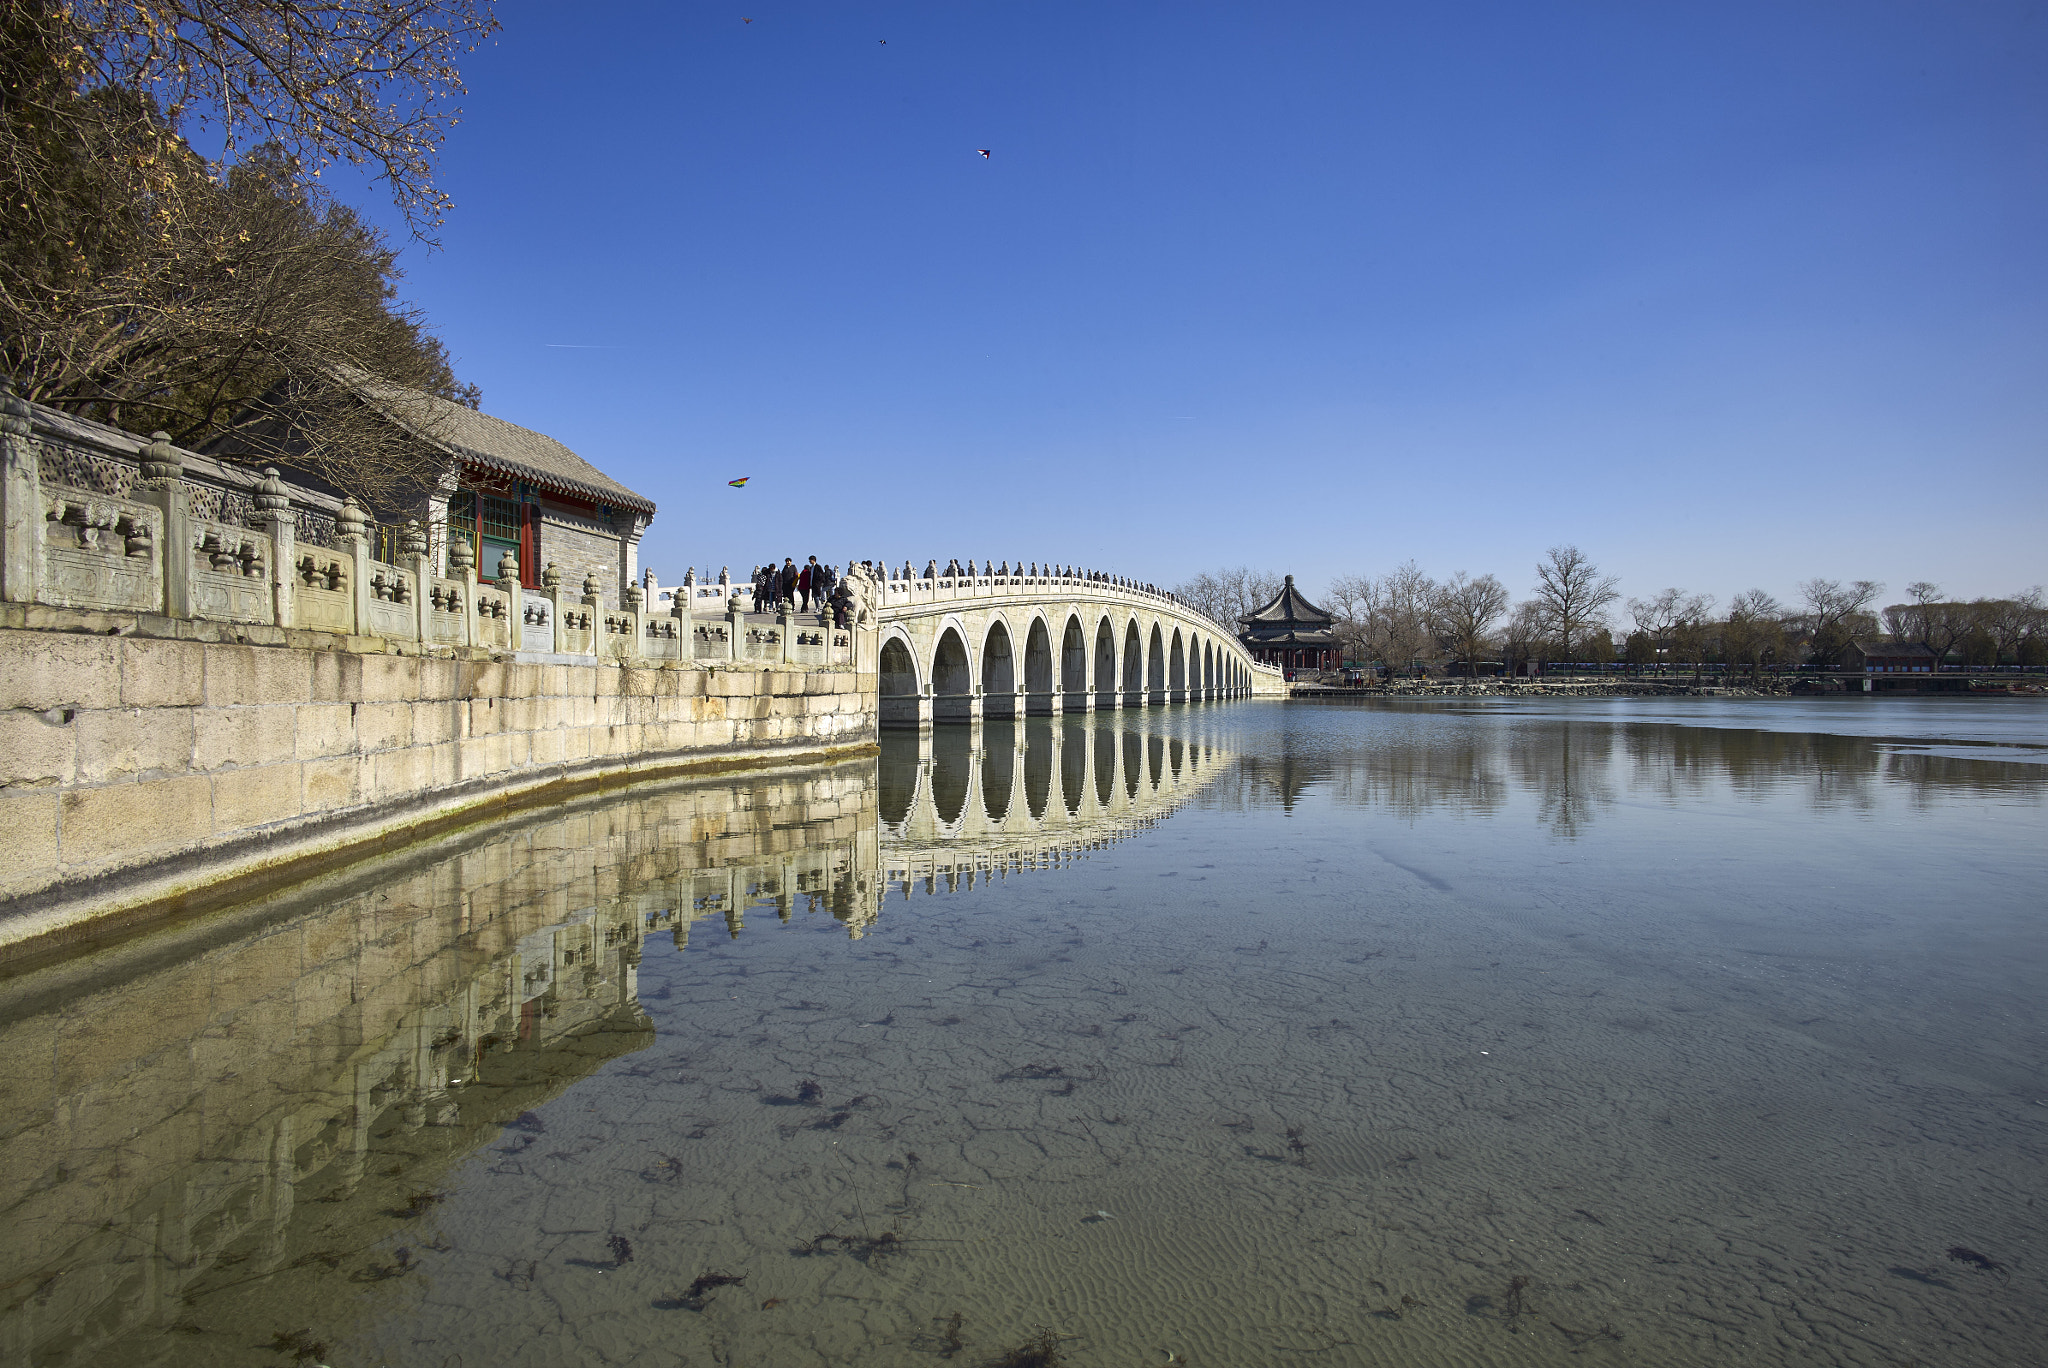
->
2 699 2045 1368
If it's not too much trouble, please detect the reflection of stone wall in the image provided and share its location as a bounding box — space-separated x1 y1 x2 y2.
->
0 627 878 952
0 762 879 1367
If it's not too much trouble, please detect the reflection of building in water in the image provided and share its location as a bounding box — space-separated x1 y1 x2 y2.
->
878 718 1230 893
0 762 879 1367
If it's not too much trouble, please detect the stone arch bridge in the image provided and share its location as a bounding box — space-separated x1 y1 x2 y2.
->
871 565 1287 727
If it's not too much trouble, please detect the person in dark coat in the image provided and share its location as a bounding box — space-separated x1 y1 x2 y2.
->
813 559 837 613
777 557 798 611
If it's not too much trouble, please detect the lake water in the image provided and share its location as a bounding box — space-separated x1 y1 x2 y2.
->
3 698 2044 1368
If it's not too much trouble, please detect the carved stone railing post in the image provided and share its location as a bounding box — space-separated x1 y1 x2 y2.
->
726 592 743 661
401 518 431 643
540 560 564 655
581 570 603 661
777 603 794 664
138 432 192 619
499 548 524 651
621 581 644 663
448 527 478 647
254 467 295 629
335 496 371 636
0 380 42 605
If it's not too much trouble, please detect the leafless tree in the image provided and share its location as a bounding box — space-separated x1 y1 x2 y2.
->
1799 577 1883 664
1626 587 1715 677
3 1 493 507
5 139 471 507
1532 545 1620 661
1500 599 1550 677
10 0 499 241
1881 583 1981 667
1722 588 1787 681
1978 587 2046 664
1322 573 1375 665
1174 566 1285 628
1432 571 1509 676
1368 560 1440 674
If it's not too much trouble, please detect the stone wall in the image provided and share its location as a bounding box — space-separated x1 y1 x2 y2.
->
0 615 878 958
540 511 624 611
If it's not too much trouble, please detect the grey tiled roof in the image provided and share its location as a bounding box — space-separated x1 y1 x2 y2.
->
352 373 657 515
1240 574 1334 627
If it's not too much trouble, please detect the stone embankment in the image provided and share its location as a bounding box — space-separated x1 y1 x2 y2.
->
0 611 878 962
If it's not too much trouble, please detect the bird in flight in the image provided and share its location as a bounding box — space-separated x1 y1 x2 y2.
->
742 16 752 23
728 477 750 488
977 148 991 159
879 38 887 45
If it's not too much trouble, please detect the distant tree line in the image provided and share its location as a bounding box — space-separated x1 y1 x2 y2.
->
1177 548 2048 675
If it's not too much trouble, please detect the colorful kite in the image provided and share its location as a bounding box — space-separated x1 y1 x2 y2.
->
977 148 991 159
728 477 750 488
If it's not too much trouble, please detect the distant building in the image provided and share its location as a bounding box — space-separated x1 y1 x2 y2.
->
1842 641 1939 674
1239 574 1339 672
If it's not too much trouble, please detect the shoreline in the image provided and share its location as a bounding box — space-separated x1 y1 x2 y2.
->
1289 679 2044 699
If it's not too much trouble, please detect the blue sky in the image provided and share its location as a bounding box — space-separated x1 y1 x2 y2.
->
368 1 2046 611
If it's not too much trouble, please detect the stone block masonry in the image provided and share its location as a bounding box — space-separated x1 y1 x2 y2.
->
0 612 879 960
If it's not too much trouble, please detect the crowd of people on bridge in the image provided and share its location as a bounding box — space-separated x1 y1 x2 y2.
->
750 557 859 628
733 556 1223 634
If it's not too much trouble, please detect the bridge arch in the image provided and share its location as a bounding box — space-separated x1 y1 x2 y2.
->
1022 614 1055 711
1093 616 1117 701
981 617 1017 718
879 629 921 727
1169 629 1187 700
932 621 973 722
1060 613 1088 700
1123 619 1144 700
1148 623 1166 695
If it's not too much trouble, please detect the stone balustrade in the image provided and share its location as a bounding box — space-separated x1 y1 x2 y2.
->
0 388 860 671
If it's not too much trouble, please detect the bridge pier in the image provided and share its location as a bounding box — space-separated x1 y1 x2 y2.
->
982 687 1020 720
1024 690 1057 717
1063 690 1093 713
881 693 930 728
934 690 976 723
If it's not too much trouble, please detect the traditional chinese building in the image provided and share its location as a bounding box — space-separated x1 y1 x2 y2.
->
368 382 658 610
1238 574 1339 672
212 373 657 610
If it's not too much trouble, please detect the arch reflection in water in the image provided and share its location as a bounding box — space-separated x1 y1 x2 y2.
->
877 716 1229 896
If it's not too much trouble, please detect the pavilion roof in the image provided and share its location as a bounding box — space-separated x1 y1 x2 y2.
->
1240 575 1335 628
